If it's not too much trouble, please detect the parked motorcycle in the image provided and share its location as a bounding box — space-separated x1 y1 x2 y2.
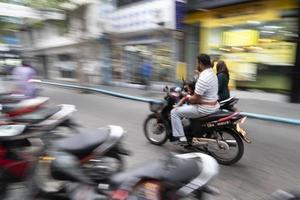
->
33 125 130 198
45 145 300 200
0 103 78 137
0 96 49 117
0 105 79 199
143 86 251 165
0 93 28 104
272 190 300 200
35 151 219 200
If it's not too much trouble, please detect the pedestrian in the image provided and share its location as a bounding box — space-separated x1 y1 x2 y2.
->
216 60 230 101
140 58 153 90
170 54 219 143
12 60 38 97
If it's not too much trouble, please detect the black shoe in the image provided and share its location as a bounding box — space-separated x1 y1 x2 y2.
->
170 137 179 142
183 143 193 149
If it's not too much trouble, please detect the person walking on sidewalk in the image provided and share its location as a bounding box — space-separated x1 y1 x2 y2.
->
140 58 153 90
216 60 230 101
170 54 220 142
12 60 38 97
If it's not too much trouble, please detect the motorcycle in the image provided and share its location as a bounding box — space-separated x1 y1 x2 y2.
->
43 148 300 200
0 105 79 199
143 86 251 165
0 79 42 104
0 93 28 104
33 125 130 198
272 190 300 200
0 96 49 117
35 151 219 200
0 103 79 136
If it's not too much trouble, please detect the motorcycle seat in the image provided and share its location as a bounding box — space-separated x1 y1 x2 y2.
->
51 128 110 158
1 97 49 113
0 92 12 97
1 103 19 113
0 125 26 140
219 96 235 105
11 106 61 124
192 110 234 122
110 155 201 188
0 95 26 104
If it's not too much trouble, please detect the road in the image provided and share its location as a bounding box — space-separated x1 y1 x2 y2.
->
9 85 300 200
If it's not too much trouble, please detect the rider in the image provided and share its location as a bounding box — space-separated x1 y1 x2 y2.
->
174 80 195 107
170 54 219 142
216 60 230 101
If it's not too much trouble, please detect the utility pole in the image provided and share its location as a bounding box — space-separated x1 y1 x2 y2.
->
290 2 300 103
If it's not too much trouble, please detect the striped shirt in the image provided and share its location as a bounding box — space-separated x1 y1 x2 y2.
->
195 68 220 114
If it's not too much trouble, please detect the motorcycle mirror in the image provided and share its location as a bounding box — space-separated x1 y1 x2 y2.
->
182 78 186 85
162 152 176 169
163 86 169 92
28 79 42 83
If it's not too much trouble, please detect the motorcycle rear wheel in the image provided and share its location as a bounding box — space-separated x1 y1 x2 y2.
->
209 128 244 165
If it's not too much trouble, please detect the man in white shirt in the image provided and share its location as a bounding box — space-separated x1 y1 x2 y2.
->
171 54 220 142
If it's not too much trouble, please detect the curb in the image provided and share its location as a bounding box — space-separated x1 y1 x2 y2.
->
41 80 162 104
39 80 300 126
240 112 300 126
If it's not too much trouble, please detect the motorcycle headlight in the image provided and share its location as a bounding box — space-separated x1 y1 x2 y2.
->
150 102 164 112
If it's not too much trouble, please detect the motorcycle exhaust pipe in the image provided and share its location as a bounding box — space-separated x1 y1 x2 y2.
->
193 138 237 148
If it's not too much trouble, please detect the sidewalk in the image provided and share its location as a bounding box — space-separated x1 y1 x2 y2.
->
44 79 289 103
104 80 290 103
38 79 300 121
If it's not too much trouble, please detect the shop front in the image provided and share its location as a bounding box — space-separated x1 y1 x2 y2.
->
107 0 178 84
185 0 299 92
113 33 174 83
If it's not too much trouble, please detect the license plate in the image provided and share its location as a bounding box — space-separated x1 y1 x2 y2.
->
237 124 251 144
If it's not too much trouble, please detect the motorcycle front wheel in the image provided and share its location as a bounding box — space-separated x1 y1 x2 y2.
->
209 128 244 165
0 174 8 199
143 114 169 145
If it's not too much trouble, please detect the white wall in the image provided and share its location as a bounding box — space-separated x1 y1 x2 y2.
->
107 0 176 33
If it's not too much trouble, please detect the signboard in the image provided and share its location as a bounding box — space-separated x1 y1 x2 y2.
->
175 0 186 30
223 30 259 46
107 0 175 33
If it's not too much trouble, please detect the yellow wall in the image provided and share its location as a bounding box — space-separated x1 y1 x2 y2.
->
185 0 298 90
185 0 298 25
185 0 298 53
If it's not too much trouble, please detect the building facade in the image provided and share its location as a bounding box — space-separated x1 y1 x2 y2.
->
20 1 103 83
184 0 299 92
106 0 185 83
20 0 186 84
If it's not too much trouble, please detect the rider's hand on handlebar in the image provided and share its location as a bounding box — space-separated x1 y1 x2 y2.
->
181 91 188 96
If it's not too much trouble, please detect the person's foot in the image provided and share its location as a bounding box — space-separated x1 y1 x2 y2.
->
170 136 187 143
170 136 179 142
179 136 187 142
